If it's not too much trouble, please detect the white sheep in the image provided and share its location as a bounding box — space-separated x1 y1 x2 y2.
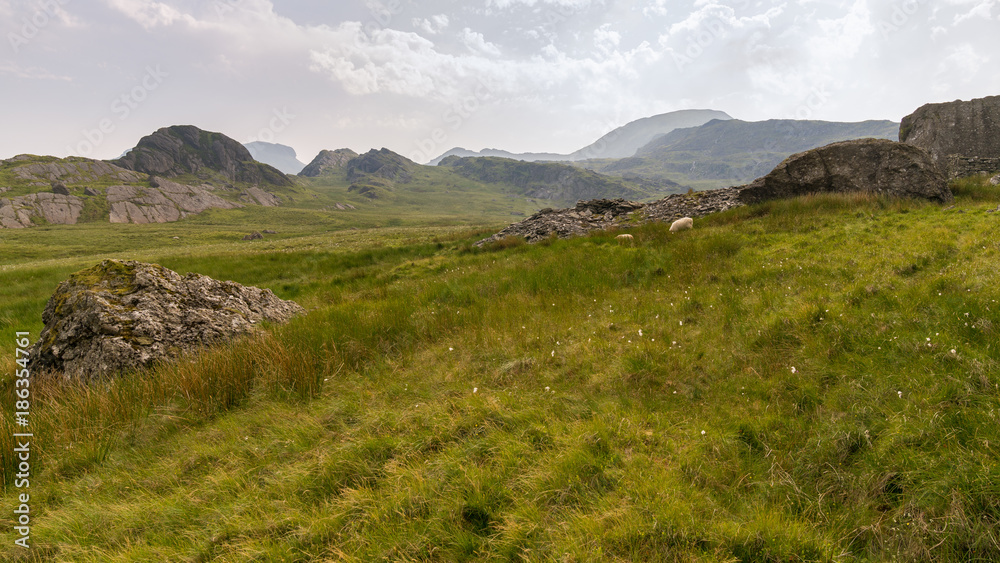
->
670 217 694 232
616 234 634 246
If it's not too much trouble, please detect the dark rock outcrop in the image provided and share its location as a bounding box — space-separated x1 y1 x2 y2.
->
346 149 414 183
243 231 263 241
112 125 292 186
737 139 952 205
299 149 359 177
900 95 1000 161
28 260 304 382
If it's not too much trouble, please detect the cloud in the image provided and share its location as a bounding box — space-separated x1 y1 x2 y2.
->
0 62 72 81
104 0 197 29
413 14 449 35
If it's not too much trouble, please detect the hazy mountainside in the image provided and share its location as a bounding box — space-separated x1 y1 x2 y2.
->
299 149 359 177
589 118 900 190
428 109 732 165
567 108 734 160
112 125 292 187
244 141 306 175
437 155 672 202
428 147 567 166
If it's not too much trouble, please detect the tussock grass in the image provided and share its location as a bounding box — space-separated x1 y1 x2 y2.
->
3 184 1000 561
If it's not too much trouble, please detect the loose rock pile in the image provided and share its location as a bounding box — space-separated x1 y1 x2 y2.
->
28 260 305 382
475 189 742 246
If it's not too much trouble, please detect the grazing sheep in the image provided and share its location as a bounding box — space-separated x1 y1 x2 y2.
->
670 217 694 232
616 234 634 246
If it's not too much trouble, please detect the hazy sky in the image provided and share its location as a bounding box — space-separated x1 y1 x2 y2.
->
2 0 998 164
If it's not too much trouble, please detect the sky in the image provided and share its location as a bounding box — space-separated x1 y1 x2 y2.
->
1 0 998 164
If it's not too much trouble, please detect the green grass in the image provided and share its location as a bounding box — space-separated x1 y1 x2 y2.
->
1 178 1000 561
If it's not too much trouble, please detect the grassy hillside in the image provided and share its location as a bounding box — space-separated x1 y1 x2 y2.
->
583 120 900 191
1 177 999 561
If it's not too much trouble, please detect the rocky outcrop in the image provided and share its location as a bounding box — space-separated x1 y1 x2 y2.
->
240 187 281 207
107 177 242 224
28 260 305 382
6 157 145 185
900 95 1000 161
0 192 84 228
299 149 359 177
347 149 414 183
112 125 293 186
737 139 952 205
475 189 743 246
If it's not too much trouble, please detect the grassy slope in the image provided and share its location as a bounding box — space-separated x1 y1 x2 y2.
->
1 179 999 561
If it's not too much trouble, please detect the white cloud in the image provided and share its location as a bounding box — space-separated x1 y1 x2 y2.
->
413 14 449 35
593 23 620 54
0 62 72 81
104 0 197 29
461 28 502 56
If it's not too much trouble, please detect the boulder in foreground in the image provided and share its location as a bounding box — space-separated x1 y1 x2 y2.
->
738 138 952 205
29 260 304 382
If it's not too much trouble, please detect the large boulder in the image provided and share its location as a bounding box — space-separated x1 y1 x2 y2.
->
900 95 1000 161
737 139 952 205
28 260 304 382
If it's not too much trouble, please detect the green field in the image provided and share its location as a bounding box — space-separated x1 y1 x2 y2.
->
1 176 999 561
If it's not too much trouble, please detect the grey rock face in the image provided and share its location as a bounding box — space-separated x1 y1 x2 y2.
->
51 182 71 195
900 95 1000 161
944 156 1000 179
0 193 84 228
991 175 1000 186
737 139 952 205
241 187 281 207
28 260 305 382
10 158 144 184
106 177 242 224
84 187 102 197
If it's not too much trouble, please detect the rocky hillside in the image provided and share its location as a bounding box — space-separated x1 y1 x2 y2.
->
589 119 900 190
0 152 284 229
244 141 306 175
299 149 359 177
113 125 292 187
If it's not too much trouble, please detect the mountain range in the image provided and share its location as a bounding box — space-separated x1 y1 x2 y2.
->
427 109 733 165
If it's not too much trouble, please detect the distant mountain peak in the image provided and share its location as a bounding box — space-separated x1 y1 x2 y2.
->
429 109 733 165
244 141 306 175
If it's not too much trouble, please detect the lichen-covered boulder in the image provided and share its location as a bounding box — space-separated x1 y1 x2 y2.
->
737 138 952 205
28 260 304 382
